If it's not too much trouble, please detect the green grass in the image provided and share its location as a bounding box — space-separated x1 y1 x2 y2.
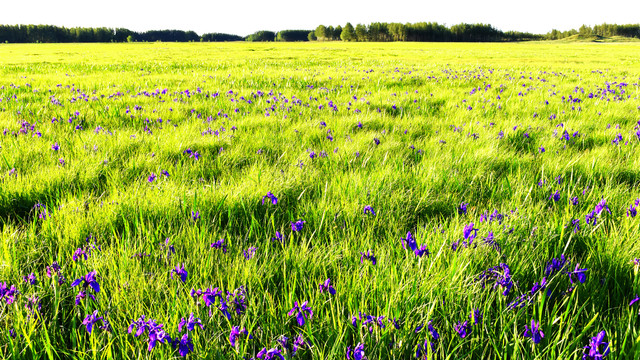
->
0 42 639 359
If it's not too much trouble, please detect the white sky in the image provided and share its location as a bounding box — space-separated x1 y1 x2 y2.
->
2 0 639 37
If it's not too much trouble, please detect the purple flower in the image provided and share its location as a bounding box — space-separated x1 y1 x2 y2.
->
319 278 336 295
82 310 104 334
71 270 100 294
463 223 478 246
363 205 376 216
210 239 227 253
161 170 170 177
51 142 60 151
524 319 544 344
178 313 203 332
271 231 284 242
583 330 610 359
414 245 430 258
262 192 278 205
23 273 37 285
373 138 380 145
401 231 417 251
360 250 377 265
172 333 194 357
148 173 156 182
568 263 587 284
191 210 200 222
170 264 188 283
73 248 89 262
256 348 285 360
549 190 560 202
458 202 468 215
628 203 637 218
243 247 257 260
454 320 470 338
291 219 305 232
469 309 482 325
288 301 313 326
630 294 640 307
346 343 367 360
427 321 439 340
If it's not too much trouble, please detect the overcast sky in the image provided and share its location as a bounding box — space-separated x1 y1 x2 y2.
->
2 0 639 36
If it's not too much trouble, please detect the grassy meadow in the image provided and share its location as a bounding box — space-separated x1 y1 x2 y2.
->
1 42 640 359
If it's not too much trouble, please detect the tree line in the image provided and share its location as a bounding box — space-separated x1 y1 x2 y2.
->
1 22 638 43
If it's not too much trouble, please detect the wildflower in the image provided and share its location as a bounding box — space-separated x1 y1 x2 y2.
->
524 319 544 344
229 326 249 347
73 248 88 261
173 333 194 357
346 343 367 360
178 313 203 332
319 278 336 295
210 239 227 253
458 202 468 215
82 310 104 334
271 231 284 242
583 330 610 359
427 321 440 340
262 192 278 205
51 142 60 151
360 250 377 265
363 205 376 216
170 264 188 283
630 294 640 307
23 273 37 285
454 320 470 338
279 334 304 356
244 247 257 260
628 203 637 218
549 190 560 202
148 173 156 182
288 301 313 326
463 223 478 246
71 270 100 294
191 210 200 222
568 264 587 284
373 138 380 145
291 219 305 232
401 231 417 251
161 170 170 177
469 309 482 325
256 348 285 360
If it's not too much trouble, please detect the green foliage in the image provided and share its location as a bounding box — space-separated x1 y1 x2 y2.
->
341 23 356 42
0 42 639 359
276 30 311 42
245 30 276 42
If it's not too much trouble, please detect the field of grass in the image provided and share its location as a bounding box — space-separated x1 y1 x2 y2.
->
0 42 640 359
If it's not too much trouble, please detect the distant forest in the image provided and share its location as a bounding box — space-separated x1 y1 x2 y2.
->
0 22 638 43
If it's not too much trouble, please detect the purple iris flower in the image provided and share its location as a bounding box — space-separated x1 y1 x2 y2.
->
172 333 194 357
191 210 200 221
271 231 284 242
148 173 156 182
550 190 560 202
583 330 610 359
427 321 439 340
291 219 305 232
630 294 640 307
256 348 285 360
568 264 587 284
346 343 367 360
469 309 482 325
161 170 170 177
458 202 468 215
170 264 188 283
319 278 336 295
524 319 544 344
363 205 376 216
288 301 313 326
628 203 637 218
401 231 417 251
51 142 60 151
23 273 37 285
360 250 377 265
229 326 250 347
82 310 104 334
243 247 257 260
262 192 278 205
454 320 470 338
178 313 203 332
210 239 227 253
71 270 100 294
